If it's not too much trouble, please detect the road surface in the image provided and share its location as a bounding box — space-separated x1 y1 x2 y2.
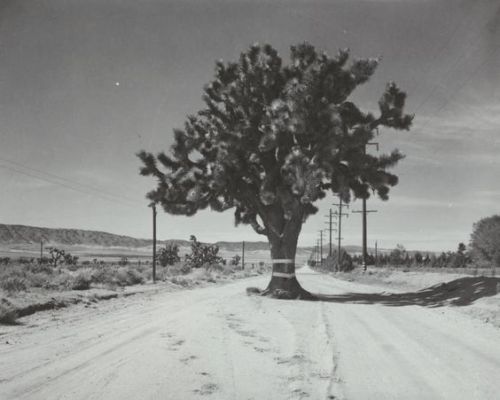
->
1 268 499 400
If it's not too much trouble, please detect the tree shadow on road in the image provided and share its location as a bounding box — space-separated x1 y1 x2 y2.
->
316 277 500 308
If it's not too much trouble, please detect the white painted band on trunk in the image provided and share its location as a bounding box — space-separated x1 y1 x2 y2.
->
271 259 295 264
272 272 296 278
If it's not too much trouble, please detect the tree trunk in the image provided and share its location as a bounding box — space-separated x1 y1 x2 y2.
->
257 215 316 300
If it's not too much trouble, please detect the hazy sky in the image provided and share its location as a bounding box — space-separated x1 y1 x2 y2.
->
1 0 499 251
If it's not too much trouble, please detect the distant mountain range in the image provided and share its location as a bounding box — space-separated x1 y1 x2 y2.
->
2 223 399 254
0 224 273 251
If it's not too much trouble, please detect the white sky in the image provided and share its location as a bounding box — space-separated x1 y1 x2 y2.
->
0 0 499 251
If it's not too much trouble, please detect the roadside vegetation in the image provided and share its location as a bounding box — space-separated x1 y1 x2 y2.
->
0 239 270 324
312 215 500 277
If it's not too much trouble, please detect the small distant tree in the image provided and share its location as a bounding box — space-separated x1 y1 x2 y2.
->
457 242 466 254
414 251 423 264
323 249 353 272
138 42 412 298
47 247 65 267
230 254 241 266
158 243 181 267
448 242 467 268
470 215 500 267
185 235 223 268
389 244 406 265
118 257 129 266
433 252 449 268
64 253 79 265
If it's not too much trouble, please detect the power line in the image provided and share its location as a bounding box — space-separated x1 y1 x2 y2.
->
0 164 140 208
0 157 141 206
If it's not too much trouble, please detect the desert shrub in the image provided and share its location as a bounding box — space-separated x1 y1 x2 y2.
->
206 262 224 272
158 243 181 267
0 302 17 324
118 257 129 266
38 256 50 265
90 267 115 286
170 276 191 287
1 276 27 293
72 271 92 290
322 249 354 272
28 272 50 288
165 262 191 276
389 244 407 265
65 264 79 272
64 253 79 266
0 257 11 265
190 268 215 282
29 261 53 274
115 267 144 286
47 272 74 290
221 264 235 275
230 255 241 266
185 235 223 269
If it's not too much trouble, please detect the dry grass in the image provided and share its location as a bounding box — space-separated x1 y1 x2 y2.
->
0 259 270 324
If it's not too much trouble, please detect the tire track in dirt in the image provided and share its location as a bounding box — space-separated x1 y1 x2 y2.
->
6 325 159 399
319 301 344 400
2 274 500 399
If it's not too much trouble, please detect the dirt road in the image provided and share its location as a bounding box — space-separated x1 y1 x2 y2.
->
1 269 499 400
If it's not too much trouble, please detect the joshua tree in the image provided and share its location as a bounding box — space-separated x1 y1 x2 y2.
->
47 247 65 268
158 243 181 267
185 235 223 269
138 42 412 299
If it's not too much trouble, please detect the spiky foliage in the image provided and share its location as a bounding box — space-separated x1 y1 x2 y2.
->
158 243 181 267
138 42 412 239
185 235 223 269
47 247 65 268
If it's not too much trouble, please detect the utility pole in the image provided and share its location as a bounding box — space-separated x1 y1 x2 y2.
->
242 241 245 270
332 196 349 270
352 142 379 272
352 205 377 271
324 209 337 257
319 230 324 266
316 239 320 266
150 203 157 283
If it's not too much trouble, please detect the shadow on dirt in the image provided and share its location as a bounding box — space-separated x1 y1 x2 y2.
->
316 277 500 307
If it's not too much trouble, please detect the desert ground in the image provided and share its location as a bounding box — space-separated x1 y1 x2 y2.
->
1 266 499 400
